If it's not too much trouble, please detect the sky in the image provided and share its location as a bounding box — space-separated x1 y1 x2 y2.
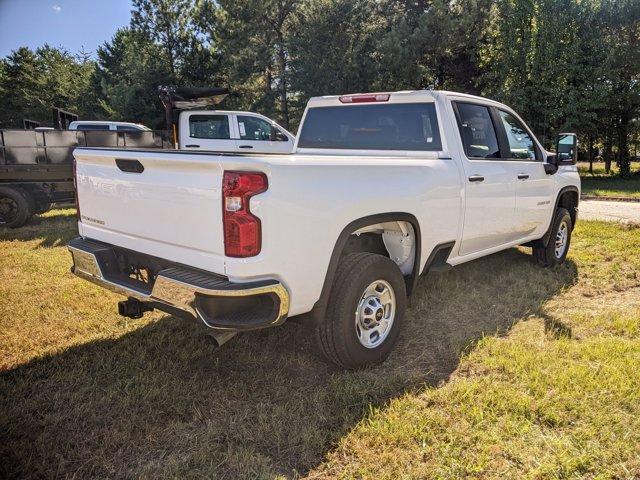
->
0 0 133 58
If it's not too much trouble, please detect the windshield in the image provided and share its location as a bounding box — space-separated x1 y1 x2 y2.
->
298 103 442 151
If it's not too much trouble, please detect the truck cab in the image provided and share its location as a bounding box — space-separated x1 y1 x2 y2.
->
178 110 294 154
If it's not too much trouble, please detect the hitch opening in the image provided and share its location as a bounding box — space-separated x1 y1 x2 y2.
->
118 297 154 319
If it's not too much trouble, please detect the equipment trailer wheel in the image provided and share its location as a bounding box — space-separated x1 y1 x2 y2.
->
533 207 573 267
316 252 407 369
0 186 33 228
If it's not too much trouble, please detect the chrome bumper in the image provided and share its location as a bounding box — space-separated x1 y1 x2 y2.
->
68 237 290 331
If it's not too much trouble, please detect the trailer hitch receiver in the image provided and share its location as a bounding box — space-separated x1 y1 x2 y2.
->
118 297 154 319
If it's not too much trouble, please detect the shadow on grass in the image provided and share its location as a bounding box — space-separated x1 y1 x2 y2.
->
0 209 77 247
0 249 578 479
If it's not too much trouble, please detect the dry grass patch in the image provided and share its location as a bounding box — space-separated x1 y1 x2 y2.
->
309 221 640 479
0 212 638 479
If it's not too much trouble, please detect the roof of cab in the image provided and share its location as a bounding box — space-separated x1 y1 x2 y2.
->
69 120 150 130
305 90 503 108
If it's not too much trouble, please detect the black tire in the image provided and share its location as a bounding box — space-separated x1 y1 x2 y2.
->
533 207 572 267
316 252 407 369
0 186 33 228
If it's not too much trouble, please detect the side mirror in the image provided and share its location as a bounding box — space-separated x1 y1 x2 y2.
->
556 133 578 165
270 125 288 142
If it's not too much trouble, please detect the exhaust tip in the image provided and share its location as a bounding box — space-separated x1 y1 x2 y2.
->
207 329 237 347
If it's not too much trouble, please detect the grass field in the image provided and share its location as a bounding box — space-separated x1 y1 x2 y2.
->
1 210 639 479
579 161 640 199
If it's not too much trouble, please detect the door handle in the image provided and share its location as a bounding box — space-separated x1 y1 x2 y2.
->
517 174 529 180
238 145 254 149
185 144 200 148
115 159 144 173
468 175 485 183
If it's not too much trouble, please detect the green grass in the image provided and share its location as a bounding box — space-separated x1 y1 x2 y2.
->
578 161 640 199
1 210 640 478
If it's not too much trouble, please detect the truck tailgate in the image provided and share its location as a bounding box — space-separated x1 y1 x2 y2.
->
74 148 227 273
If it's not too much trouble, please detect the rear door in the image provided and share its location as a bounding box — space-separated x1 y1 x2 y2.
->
452 101 520 256
495 109 554 238
181 112 236 152
234 114 293 153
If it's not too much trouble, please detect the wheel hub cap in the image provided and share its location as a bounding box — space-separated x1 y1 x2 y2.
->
555 221 568 258
355 280 396 349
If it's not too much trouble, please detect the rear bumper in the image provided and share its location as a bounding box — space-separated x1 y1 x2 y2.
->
68 237 290 331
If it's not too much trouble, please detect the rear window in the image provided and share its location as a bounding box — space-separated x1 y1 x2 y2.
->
298 103 442 151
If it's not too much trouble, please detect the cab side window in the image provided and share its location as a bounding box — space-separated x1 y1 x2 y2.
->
237 115 273 141
454 103 501 159
498 110 538 160
189 115 230 139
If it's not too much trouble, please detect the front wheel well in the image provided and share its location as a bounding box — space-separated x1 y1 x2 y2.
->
558 189 579 228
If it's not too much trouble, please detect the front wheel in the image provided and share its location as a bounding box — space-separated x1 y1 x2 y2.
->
316 252 406 369
533 207 572 267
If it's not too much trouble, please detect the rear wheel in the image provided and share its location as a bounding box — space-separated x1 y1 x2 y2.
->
0 186 32 228
316 252 406 369
533 207 572 267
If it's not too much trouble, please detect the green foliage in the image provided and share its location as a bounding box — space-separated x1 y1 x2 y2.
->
0 46 98 128
0 0 638 172
93 28 173 128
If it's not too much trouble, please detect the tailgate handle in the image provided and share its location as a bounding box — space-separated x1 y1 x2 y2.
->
115 159 144 173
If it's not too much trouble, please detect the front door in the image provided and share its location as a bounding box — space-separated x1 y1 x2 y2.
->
234 114 293 154
453 101 520 256
496 109 555 238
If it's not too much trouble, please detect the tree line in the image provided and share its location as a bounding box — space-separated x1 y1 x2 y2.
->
0 0 638 175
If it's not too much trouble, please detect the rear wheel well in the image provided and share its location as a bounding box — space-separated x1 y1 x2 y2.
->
342 220 417 278
308 213 421 323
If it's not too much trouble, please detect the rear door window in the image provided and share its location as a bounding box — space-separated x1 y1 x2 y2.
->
298 103 442 151
454 103 501 159
188 115 231 139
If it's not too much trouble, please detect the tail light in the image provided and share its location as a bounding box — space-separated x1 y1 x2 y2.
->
222 171 268 257
72 158 80 222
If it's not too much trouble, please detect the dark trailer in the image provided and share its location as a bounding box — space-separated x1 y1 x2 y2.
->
0 129 171 228
0 86 229 228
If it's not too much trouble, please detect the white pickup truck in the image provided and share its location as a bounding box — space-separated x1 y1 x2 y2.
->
177 110 294 153
69 112 294 153
68 90 580 369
